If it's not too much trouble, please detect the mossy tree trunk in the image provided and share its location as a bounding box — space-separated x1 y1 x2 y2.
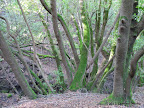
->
40 0 80 69
17 0 54 92
125 0 144 98
39 13 66 89
51 0 73 86
89 0 101 83
69 0 90 90
0 15 43 95
0 30 37 99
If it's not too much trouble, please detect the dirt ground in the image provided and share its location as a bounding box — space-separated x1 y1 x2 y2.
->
0 86 144 108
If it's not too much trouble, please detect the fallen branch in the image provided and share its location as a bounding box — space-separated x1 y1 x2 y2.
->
21 49 55 59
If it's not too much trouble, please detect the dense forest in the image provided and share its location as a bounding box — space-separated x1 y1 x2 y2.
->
0 0 144 107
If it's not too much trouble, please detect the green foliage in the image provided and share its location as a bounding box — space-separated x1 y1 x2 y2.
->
133 33 144 70
137 66 144 86
136 0 144 21
7 94 12 98
0 0 46 46
1 90 8 93
0 57 4 62
49 69 65 93
133 34 144 51
54 70 64 85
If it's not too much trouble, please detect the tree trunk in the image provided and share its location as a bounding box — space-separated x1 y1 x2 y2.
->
99 0 134 105
39 13 66 89
0 15 43 94
0 31 37 99
124 0 138 91
17 0 54 92
51 0 73 86
124 0 144 98
40 0 80 68
125 46 144 98
113 0 133 97
69 0 90 90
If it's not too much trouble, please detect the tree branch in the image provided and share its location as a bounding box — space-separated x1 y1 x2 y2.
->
129 45 144 78
87 12 120 70
40 0 80 67
0 15 43 94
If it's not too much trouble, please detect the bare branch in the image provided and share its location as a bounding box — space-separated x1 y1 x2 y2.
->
17 0 54 92
87 12 120 70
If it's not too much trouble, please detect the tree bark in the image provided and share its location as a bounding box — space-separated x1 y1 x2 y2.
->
124 1 144 97
17 0 54 92
125 45 144 97
0 15 43 94
39 13 66 88
51 0 73 86
69 0 90 90
0 31 37 99
40 0 80 68
87 12 119 70
113 0 133 97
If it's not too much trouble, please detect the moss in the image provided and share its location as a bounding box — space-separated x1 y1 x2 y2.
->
86 81 93 90
69 0 90 91
7 93 12 98
19 69 37 99
1 90 8 93
99 94 135 105
30 70 48 95
21 49 55 59
39 13 66 89
73 18 82 48
99 94 124 105
89 58 98 82
69 45 89 90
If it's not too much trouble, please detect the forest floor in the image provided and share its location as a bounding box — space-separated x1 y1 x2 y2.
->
0 46 144 108
1 86 144 108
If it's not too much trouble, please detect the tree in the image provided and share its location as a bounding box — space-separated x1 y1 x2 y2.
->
0 30 37 99
100 0 144 104
69 0 90 90
50 0 73 86
40 0 118 90
17 0 54 93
